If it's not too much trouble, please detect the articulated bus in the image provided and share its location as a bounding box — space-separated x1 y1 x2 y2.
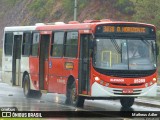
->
2 20 158 108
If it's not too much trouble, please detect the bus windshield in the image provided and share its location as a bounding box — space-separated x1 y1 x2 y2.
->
93 38 156 70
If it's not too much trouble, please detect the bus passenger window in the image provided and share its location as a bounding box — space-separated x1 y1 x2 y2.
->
31 33 39 56
64 31 78 58
4 33 13 56
51 32 64 57
22 33 31 56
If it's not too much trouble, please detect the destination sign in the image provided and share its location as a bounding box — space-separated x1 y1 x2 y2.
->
95 24 155 36
103 26 146 33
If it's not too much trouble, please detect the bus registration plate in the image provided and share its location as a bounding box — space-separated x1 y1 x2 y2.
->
122 89 133 94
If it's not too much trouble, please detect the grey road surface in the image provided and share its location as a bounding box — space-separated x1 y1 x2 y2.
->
0 82 159 119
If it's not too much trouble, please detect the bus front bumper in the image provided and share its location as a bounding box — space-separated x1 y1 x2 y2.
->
91 82 157 97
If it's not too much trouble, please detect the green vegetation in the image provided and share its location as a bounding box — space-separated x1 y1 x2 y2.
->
27 0 89 21
130 0 160 74
28 0 56 21
113 0 135 15
131 0 160 32
1 0 160 72
4 0 20 6
62 0 89 19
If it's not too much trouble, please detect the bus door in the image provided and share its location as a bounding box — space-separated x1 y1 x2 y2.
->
78 34 91 95
39 33 51 90
12 32 23 86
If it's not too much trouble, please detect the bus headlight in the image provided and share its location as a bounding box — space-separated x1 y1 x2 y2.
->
94 77 110 87
94 77 100 81
153 78 156 82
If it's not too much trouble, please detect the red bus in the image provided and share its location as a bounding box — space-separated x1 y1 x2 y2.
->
2 20 158 108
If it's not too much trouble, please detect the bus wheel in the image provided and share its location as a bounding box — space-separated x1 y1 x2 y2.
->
23 74 42 98
23 74 32 98
65 81 85 108
120 97 134 108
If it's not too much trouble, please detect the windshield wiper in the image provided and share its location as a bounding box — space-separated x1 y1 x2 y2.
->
111 38 121 54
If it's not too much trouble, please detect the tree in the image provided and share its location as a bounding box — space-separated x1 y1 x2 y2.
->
131 0 160 75
131 0 160 29
113 0 135 15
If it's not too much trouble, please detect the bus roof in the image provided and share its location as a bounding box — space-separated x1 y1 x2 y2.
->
36 20 155 31
36 23 92 31
4 20 155 32
4 26 36 31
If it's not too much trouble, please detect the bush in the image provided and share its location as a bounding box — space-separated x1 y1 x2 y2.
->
28 0 55 21
62 0 89 17
113 0 135 15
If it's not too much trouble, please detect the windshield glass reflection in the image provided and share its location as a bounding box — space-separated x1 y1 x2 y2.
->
93 38 156 70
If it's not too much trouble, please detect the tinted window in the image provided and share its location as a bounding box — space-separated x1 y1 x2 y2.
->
64 31 78 58
4 33 13 56
51 32 64 57
31 33 39 56
22 33 32 56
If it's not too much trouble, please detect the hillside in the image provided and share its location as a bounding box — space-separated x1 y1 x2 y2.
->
1 0 160 73
0 0 133 46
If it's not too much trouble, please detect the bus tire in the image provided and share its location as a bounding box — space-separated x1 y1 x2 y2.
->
65 81 85 108
23 74 42 98
23 74 32 98
120 97 134 108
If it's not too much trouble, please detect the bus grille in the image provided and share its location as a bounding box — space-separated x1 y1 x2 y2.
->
111 83 144 86
113 89 142 95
